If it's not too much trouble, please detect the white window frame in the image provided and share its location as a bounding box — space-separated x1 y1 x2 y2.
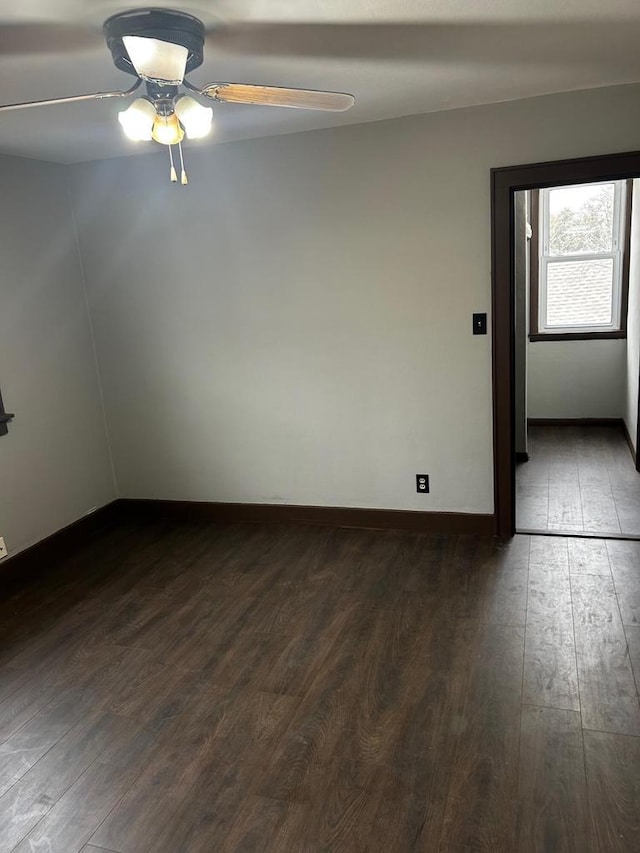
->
538 180 626 335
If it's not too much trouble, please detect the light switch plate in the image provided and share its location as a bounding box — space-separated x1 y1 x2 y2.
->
0 538 7 560
473 313 487 335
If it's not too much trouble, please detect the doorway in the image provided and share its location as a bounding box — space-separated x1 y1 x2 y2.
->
491 151 640 537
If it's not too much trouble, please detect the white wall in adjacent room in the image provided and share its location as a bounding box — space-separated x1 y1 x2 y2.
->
0 155 116 557
70 82 640 515
528 340 626 419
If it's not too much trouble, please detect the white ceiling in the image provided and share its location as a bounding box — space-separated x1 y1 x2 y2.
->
2 0 640 163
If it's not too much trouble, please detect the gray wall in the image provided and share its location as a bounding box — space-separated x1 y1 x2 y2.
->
69 82 640 516
625 178 640 452
0 155 116 557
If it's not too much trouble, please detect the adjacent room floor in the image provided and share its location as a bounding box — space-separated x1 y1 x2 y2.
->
0 519 638 851
516 424 640 536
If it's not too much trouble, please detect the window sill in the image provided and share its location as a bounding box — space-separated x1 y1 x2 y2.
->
530 330 626 342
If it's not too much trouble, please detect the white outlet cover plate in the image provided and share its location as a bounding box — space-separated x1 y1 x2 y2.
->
0 537 7 559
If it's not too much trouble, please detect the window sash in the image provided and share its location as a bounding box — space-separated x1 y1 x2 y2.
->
538 181 625 335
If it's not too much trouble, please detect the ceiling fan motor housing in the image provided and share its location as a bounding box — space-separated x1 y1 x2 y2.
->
103 8 205 79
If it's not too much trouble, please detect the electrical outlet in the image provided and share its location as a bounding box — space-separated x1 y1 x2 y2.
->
416 474 430 494
0 537 7 560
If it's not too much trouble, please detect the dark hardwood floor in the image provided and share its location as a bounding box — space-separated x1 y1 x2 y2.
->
0 519 639 851
517 424 640 536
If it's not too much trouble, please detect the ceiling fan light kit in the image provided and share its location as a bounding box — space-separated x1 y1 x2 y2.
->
104 8 209 183
174 96 213 140
118 96 155 140
122 35 189 86
0 7 355 185
103 8 205 81
150 112 183 146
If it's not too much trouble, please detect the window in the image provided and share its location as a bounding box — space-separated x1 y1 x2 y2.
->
530 180 631 340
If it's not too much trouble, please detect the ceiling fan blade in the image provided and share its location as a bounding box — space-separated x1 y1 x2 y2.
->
0 80 140 114
0 23 102 55
202 83 354 111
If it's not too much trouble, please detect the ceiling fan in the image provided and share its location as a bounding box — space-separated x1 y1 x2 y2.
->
0 7 355 184
2 7 636 180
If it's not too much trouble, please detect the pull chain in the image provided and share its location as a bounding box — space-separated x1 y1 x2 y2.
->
168 144 177 183
178 139 188 185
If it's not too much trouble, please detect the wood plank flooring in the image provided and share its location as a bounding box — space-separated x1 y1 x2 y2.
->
517 424 640 536
0 520 638 851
